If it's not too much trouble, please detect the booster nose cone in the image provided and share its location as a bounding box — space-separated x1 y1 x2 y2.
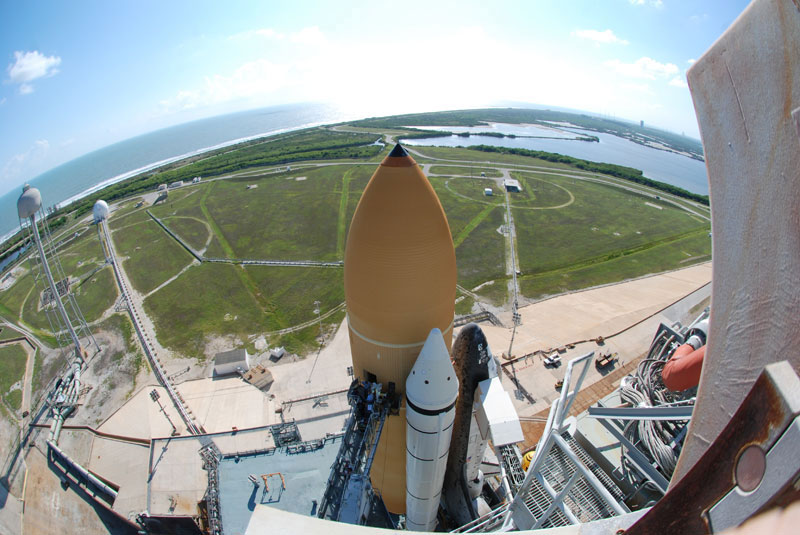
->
17 184 42 219
406 328 459 411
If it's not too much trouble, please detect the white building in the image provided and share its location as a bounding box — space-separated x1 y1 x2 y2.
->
503 179 522 193
269 347 286 361
484 188 493 196
213 348 250 376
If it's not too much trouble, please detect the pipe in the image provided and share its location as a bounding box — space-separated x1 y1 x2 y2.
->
47 440 118 499
662 344 706 391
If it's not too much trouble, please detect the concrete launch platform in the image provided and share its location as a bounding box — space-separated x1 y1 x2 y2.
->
98 376 277 440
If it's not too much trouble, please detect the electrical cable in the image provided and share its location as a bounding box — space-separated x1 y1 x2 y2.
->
617 326 698 481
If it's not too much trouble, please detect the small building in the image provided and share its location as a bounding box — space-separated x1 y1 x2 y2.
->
503 179 522 193
192 176 201 184
157 183 167 192
169 181 184 189
484 188 493 196
214 348 250 376
269 347 286 362
480 172 486 177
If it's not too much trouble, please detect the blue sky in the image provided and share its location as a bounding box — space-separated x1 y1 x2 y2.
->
0 0 750 194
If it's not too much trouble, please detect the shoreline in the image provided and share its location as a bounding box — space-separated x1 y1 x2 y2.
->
0 119 332 246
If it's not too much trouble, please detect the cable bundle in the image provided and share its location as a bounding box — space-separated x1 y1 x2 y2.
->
618 330 695 479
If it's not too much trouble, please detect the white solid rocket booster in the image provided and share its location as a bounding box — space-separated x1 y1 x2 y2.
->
405 328 459 531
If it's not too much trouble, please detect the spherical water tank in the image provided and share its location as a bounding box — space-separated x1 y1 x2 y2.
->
93 200 110 223
17 184 42 219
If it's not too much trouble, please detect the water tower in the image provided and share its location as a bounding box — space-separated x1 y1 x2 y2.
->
93 199 112 262
17 184 98 443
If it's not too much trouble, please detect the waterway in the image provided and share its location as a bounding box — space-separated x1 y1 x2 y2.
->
404 123 709 196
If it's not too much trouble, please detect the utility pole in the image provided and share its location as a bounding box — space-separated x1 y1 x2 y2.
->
150 389 178 436
314 300 322 336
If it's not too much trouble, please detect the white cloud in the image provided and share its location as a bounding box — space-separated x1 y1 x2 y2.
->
629 0 663 7
669 76 688 89
604 57 679 80
1 139 50 186
229 26 324 45
160 59 290 112
689 14 709 24
6 50 61 94
0 97 6 106
229 28 285 41
572 29 628 45
687 58 696 65
289 26 325 46
619 82 654 94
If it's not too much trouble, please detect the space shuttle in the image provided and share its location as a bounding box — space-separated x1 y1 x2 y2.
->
344 144 522 529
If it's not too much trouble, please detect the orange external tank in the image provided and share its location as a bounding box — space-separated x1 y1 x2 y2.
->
344 143 457 513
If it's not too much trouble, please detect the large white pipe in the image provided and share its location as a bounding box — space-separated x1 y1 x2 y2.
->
405 328 459 531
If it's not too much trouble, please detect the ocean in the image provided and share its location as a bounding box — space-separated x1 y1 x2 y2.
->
0 104 708 242
0 103 352 241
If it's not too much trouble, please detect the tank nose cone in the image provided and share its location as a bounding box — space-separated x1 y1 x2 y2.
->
381 143 416 167
388 143 408 158
406 328 459 411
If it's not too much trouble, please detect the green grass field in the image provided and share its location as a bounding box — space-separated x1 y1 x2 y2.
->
0 325 23 341
508 173 574 208
144 263 264 358
0 271 34 321
204 166 344 261
112 219 195 294
519 230 711 299
512 172 706 275
0 344 27 410
73 266 117 323
143 261 345 357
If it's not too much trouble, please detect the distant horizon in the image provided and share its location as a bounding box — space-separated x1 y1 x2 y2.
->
17 101 704 193
1 1 749 196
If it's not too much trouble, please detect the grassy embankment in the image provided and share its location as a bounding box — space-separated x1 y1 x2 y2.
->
0 344 27 410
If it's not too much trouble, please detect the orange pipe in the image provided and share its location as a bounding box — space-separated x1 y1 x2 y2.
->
662 344 706 391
